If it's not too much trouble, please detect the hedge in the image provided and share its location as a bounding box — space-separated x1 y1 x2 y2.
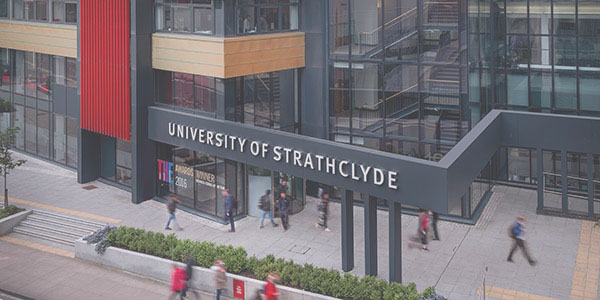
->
0 205 24 219
95 226 446 300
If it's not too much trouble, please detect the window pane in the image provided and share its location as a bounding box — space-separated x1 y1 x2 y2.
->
0 48 10 91
12 0 24 19
23 1 34 20
173 72 194 109
116 139 132 169
14 51 24 94
53 56 65 85
155 70 174 105
281 5 299 30
507 71 528 106
173 7 191 32
173 148 195 208
554 72 577 110
52 1 64 22
25 107 36 153
66 117 77 168
193 7 212 33
194 75 215 113
24 52 36 97
529 71 552 109
116 166 132 186
506 0 527 34
0 0 8 18
579 37 600 68
14 105 25 150
195 154 216 215
37 53 50 100
554 37 576 68
239 7 256 33
155 5 172 31
65 58 77 87
37 110 49 158
553 0 575 36
36 0 48 21
65 2 76 23
508 148 531 182
529 0 551 35
53 115 66 164
580 74 600 112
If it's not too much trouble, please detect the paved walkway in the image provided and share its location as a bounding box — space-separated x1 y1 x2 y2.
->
1 152 599 300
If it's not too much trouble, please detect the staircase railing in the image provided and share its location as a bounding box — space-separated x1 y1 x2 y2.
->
358 7 417 54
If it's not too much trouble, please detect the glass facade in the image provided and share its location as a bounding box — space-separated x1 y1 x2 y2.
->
237 0 299 34
5 0 77 23
155 0 214 34
156 142 246 219
155 70 217 115
0 48 78 168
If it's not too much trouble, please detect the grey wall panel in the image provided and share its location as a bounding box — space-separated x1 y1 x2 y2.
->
148 107 448 212
66 87 79 118
52 84 67 115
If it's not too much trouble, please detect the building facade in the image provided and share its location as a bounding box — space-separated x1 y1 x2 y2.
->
0 0 598 228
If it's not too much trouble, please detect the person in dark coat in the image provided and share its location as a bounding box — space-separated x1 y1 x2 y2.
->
276 178 288 197
222 189 236 232
316 192 331 232
259 190 278 229
278 191 291 232
183 253 200 299
429 210 440 241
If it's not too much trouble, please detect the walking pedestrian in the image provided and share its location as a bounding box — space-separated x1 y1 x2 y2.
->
165 195 183 231
222 189 236 233
315 192 331 232
212 259 227 300
429 210 440 241
259 190 278 229
419 210 429 251
183 253 200 299
168 263 187 300
507 216 537 266
278 191 291 232
276 177 288 196
263 271 280 300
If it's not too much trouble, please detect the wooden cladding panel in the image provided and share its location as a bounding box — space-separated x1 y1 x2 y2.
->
152 32 305 78
0 20 76 58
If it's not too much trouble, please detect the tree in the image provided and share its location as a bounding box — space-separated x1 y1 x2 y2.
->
0 125 26 209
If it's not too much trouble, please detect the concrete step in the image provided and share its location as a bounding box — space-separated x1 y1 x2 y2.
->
8 231 75 253
28 213 105 232
12 226 75 246
19 220 92 238
32 210 107 228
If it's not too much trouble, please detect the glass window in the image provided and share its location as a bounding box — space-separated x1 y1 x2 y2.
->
579 37 600 68
14 51 24 94
52 0 64 22
37 53 50 100
65 2 76 23
36 0 48 21
195 153 217 214
0 0 8 18
554 37 576 68
53 56 65 85
193 7 212 33
25 106 36 153
237 0 299 34
194 75 215 113
507 71 528 106
529 71 552 109
173 72 194 109
116 139 132 186
173 148 195 208
37 110 50 158
52 115 66 164
0 48 10 92
554 72 577 110
580 74 600 112
239 7 257 33
24 52 36 97
14 105 25 150
508 148 531 182
506 0 527 34
156 5 172 31
65 57 77 87
173 6 191 32
66 117 77 168
155 70 174 105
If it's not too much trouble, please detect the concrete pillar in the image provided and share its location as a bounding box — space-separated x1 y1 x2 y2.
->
341 189 354 272
77 129 100 183
587 153 594 216
364 196 378 276
389 201 402 283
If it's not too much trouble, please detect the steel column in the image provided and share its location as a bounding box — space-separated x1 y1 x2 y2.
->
561 150 568 212
536 148 543 211
341 189 354 272
389 201 402 283
364 195 378 276
587 153 594 215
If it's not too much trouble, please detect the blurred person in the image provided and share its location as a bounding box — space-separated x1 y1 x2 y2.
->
168 263 187 300
419 210 429 251
429 210 440 241
165 195 183 231
222 189 236 233
263 272 280 300
212 259 227 300
278 191 291 232
315 192 331 232
259 189 278 229
507 216 537 266
184 253 200 299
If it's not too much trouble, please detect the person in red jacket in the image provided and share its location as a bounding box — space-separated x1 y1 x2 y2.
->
263 271 280 300
169 263 188 300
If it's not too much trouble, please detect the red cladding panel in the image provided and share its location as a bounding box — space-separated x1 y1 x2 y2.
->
80 0 131 140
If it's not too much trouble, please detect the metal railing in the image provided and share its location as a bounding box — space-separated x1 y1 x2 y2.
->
542 172 600 201
358 7 417 53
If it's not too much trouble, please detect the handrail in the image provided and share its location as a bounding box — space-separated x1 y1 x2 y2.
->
361 84 418 110
543 172 600 184
257 76 270 93
361 7 417 35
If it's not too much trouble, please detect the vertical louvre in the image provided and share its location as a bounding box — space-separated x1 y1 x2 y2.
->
80 0 131 140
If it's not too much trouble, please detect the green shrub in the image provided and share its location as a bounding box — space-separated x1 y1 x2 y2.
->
92 226 445 300
0 205 24 219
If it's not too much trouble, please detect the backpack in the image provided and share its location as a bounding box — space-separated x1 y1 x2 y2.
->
259 195 270 211
509 222 521 238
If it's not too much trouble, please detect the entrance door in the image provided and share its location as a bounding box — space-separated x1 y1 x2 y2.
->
247 166 272 217
273 172 305 215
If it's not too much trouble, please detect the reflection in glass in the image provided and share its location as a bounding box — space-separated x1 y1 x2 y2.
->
66 117 77 168
579 74 600 112
554 72 577 110
53 115 66 164
0 48 10 91
25 107 36 153
37 110 49 158
14 105 25 150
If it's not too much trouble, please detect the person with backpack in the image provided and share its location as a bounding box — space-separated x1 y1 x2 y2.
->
315 192 331 232
507 216 536 266
165 195 183 231
223 189 236 233
259 190 278 229
278 191 291 232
